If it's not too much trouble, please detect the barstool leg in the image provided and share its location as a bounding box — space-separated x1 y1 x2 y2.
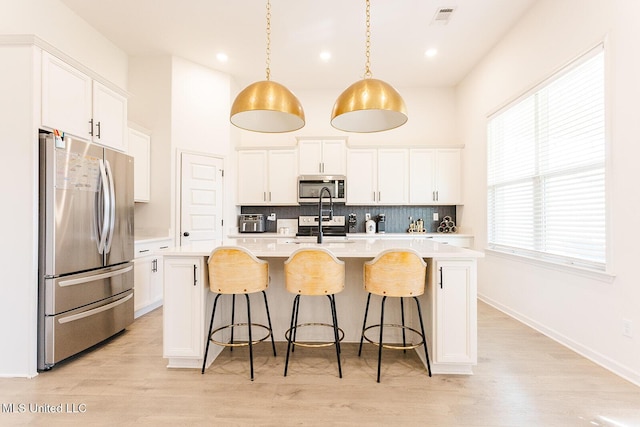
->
327 295 341 354
358 293 372 356
262 290 277 356
202 294 222 374
377 296 387 383
245 294 254 381
284 295 300 377
413 297 432 377
230 294 236 352
328 294 342 378
400 297 407 353
291 294 301 354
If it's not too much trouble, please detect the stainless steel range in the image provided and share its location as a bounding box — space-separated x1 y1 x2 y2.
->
296 215 347 237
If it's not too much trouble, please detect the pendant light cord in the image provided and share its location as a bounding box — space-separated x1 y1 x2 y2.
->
265 0 272 81
364 0 372 78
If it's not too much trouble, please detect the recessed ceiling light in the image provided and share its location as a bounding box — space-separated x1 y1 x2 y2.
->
425 48 438 58
216 52 228 63
320 51 331 62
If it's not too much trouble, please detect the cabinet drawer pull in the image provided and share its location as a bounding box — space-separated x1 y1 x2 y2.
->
138 249 150 253
193 265 197 286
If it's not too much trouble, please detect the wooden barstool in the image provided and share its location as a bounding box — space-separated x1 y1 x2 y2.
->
283 248 345 378
202 246 276 381
358 249 432 382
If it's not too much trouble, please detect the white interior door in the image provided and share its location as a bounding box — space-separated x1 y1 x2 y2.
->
180 152 224 245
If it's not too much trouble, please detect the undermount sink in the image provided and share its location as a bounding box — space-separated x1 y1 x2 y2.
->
286 237 354 244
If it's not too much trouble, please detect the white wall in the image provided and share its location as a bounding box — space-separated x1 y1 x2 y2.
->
169 56 235 242
128 56 173 235
0 0 128 89
0 45 39 377
129 56 237 241
236 86 458 148
457 0 640 385
0 0 129 377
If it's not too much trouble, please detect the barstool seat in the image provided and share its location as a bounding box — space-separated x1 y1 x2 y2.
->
283 248 345 378
358 249 432 382
202 246 276 381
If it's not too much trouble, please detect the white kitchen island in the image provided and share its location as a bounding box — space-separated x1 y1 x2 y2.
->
160 237 483 375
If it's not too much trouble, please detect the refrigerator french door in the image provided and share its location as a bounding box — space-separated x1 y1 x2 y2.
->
38 133 134 370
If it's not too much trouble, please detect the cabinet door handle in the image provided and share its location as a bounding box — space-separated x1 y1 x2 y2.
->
88 119 94 136
151 259 157 273
96 121 101 139
269 191 272 201
372 191 376 202
193 264 197 286
436 190 439 201
378 191 381 201
439 266 443 289
263 191 266 202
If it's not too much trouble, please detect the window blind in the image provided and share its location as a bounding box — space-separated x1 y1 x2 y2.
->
487 47 606 270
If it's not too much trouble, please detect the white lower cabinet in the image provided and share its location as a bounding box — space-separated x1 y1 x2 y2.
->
163 256 208 367
134 238 172 317
430 259 477 373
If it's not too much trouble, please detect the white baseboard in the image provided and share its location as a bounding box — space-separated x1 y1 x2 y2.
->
478 293 640 388
134 300 163 319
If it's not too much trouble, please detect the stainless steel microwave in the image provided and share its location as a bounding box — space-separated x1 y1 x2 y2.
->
298 175 346 204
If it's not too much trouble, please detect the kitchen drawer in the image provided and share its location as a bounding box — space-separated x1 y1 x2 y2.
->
134 237 173 258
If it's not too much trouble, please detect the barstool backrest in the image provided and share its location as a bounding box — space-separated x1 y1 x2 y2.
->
208 246 269 294
364 249 427 297
284 248 345 295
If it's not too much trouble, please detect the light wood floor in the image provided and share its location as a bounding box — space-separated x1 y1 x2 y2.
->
1 301 639 426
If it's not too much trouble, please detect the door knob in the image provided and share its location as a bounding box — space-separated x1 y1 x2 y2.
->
183 232 190 237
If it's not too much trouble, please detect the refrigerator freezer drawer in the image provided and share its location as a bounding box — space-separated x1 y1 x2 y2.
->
41 290 134 369
44 262 134 315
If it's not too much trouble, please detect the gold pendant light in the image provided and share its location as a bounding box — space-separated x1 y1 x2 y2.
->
331 0 407 133
230 0 305 133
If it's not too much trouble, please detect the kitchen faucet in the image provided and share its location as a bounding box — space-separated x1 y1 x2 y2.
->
317 187 334 244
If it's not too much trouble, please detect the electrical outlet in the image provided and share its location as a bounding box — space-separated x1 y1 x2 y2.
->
365 213 371 221
433 212 439 221
623 319 633 338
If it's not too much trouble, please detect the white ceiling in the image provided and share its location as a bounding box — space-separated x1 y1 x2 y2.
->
59 0 536 91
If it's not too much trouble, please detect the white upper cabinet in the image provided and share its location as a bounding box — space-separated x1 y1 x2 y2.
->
41 51 92 139
92 82 128 152
268 150 299 204
41 51 128 152
237 150 268 205
409 148 462 205
237 149 298 205
346 149 377 204
346 148 408 205
128 128 151 202
298 139 346 175
377 148 409 204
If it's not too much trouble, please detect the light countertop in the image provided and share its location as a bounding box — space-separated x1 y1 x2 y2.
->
160 237 484 259
227 232 474 239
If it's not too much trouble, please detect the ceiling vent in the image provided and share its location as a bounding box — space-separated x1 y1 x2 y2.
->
431 7 456 25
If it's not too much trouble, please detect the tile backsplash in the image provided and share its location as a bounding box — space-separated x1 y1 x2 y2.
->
240 205 456 234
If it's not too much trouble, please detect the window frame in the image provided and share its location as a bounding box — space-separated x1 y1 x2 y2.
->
485 44 613 279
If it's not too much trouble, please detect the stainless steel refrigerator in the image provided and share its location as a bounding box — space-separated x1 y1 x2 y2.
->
38 133 135 370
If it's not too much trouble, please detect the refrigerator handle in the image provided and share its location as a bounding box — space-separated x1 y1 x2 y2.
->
97 159 110 254
104 159 116 254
